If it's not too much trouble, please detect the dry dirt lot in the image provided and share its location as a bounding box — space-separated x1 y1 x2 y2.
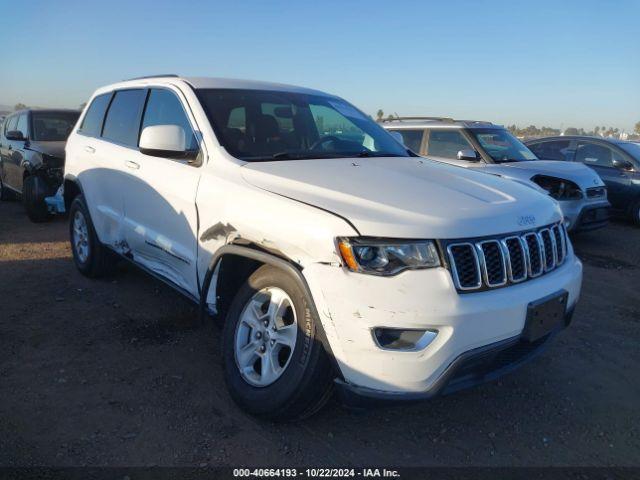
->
0 200 639 467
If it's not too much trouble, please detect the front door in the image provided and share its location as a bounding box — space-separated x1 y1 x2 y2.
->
120 87 202 297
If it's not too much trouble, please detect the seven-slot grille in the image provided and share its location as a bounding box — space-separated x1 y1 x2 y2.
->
446 222 567 292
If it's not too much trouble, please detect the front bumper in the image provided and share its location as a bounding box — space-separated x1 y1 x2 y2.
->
303 253 582 398
334 307 573 407
560 199 610 232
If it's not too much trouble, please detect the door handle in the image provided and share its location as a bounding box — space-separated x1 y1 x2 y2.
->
84 146 95 153
125 160 140 170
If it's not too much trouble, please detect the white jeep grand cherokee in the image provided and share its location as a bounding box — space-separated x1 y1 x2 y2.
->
63 75 582 420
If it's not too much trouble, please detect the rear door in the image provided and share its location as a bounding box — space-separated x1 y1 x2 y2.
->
69 91 133 247
574 140 631 208
120 87 202 296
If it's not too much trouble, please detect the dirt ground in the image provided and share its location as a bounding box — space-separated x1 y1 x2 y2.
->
1 199 638 467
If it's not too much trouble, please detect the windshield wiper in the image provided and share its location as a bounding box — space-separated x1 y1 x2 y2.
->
271 151 303 160
355 151 404 158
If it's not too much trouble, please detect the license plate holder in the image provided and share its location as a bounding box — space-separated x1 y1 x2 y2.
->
523 290 568 342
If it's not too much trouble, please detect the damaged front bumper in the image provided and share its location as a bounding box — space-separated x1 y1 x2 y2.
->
334 307 574 407
303 253 582 402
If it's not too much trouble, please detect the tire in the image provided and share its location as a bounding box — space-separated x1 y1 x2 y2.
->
23 175 52 222
222 264 334 421
630 200 640 227
69 195 113 278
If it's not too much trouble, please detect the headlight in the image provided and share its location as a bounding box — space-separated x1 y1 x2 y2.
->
531 175 583 200
337 238 440 276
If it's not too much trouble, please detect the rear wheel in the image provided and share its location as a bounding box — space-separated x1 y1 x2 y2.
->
222 265 334 421
23 175 52 222
69 195 113 277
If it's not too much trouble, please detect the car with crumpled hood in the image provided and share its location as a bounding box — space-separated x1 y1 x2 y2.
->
382 118 610 232
0 108 80 221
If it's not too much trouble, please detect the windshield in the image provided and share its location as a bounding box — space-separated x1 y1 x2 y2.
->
618 142 640 161
470 128 538 163
31 111 80 141
196 89 409 161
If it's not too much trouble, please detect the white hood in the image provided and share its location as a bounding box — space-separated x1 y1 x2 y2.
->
481 160 606 189
241 157 561 239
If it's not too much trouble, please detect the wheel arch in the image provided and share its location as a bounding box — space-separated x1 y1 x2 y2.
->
63 175 84 211
199 243 338 371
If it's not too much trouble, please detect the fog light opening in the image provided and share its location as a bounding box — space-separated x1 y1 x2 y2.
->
373 328 438 351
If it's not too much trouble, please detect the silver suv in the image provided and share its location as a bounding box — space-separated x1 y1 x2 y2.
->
383 118 610 232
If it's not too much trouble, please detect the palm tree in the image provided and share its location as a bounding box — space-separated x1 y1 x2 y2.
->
635 121 640 135
376 109 384 122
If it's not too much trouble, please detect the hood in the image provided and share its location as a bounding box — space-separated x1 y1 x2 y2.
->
28 140 66 159
482 160 605 188
241 157 561 239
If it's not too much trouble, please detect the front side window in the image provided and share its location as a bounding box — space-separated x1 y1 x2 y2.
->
393 129 424 153
470 128 537 162
617 142 640 163
16 114 29 138
575 142 619 168
32 111 80 141
80 93 112 137
196 89 409 161
426 130 472 159
528 140 572 161
102 89 147 147
141 89 199 151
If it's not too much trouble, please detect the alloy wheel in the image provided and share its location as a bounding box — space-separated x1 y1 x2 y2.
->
234 287 298 387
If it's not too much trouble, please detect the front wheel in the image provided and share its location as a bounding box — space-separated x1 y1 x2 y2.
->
23 175 52 222
222 265 334 421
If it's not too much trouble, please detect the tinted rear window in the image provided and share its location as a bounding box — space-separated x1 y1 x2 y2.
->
80 93 112 137
32 111 80 141
102 89 147 147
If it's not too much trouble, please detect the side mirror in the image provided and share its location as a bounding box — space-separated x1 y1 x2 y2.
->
457 149 480 161
388 131 405 146
139 125 195 160
6 130 26 141
612 158 634 171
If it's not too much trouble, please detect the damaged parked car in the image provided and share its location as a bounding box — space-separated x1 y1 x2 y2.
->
526 136 640 226
0 108 80 221
382 118 610 232
61 76 582 420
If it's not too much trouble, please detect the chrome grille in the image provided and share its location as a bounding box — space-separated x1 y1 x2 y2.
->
502 236 527 282
539 228 556 271
446 222 568 292
447 243 481 290
476 240 507 287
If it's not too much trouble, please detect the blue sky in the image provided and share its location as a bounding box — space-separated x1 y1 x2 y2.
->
1 0 638 131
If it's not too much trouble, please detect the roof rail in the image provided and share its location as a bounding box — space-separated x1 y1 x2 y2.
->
381 116 455 123
124 74 180 81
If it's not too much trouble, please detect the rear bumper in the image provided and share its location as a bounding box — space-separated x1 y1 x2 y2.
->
335 307 574 407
